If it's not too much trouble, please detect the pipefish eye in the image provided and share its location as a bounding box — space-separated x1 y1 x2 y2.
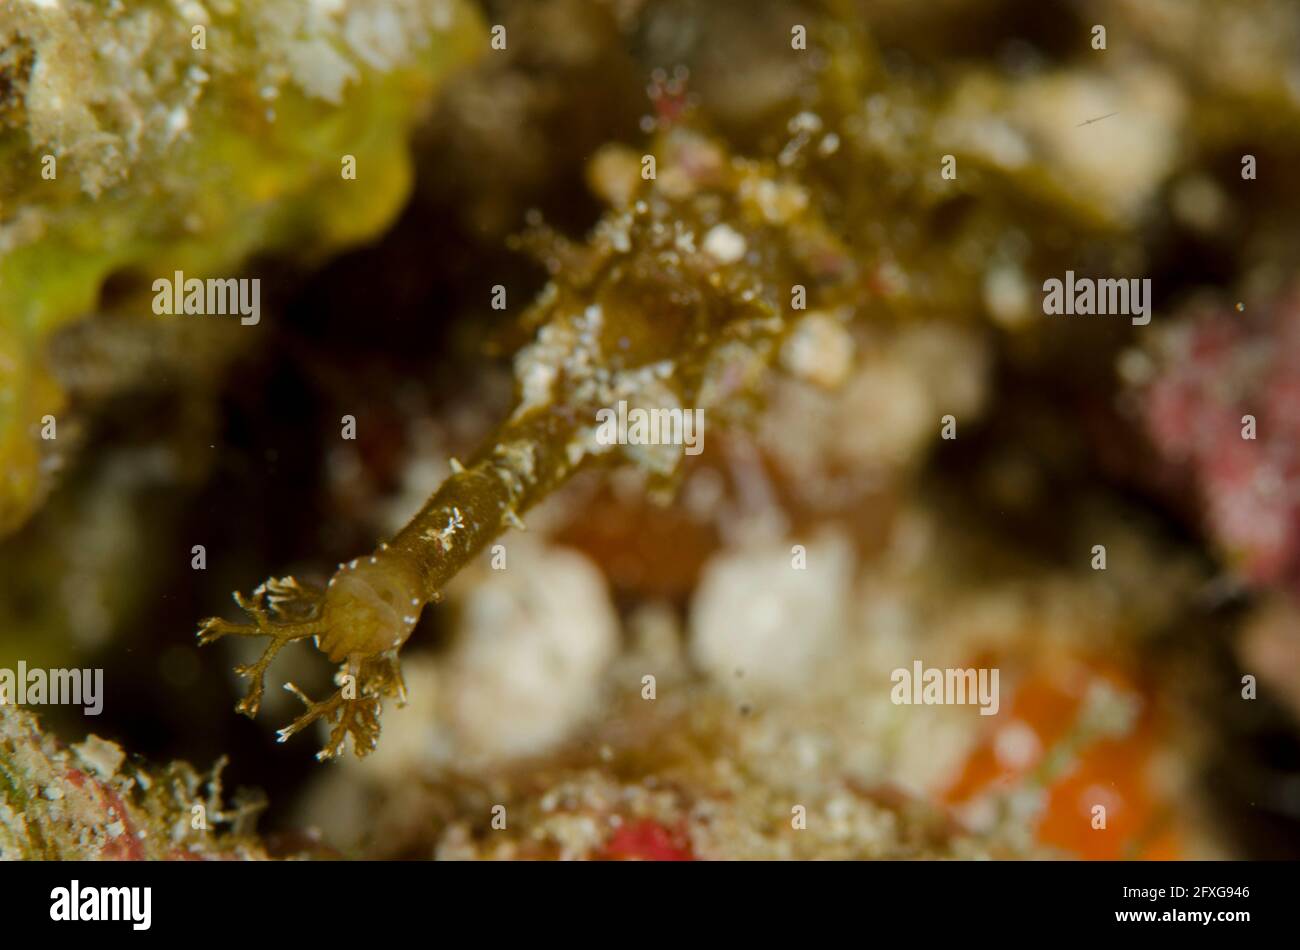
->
319 555 425 661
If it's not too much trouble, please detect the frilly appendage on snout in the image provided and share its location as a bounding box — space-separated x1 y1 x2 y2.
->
196 575 412 760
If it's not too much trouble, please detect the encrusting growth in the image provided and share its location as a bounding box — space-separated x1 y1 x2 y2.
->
198 120 858 760
0 0 485 537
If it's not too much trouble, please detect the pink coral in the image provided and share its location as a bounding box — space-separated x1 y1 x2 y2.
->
1138 288 1300 592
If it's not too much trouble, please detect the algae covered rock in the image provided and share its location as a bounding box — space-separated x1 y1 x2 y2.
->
0 0 484 535
0 705 266 859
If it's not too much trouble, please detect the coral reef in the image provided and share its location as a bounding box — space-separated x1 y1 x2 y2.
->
2 0 1299 863
1130 288 1300 596
0 705 265 859
0 0 483 534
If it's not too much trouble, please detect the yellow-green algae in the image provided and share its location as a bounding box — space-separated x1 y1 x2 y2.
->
0 0 484 535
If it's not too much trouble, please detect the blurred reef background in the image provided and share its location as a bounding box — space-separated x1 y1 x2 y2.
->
3 0 1300 859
